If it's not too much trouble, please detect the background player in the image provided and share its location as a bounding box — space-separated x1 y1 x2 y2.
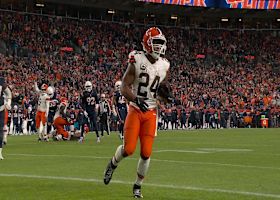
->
34 82 50 141
99 93 111 137
0 76 12 160
113 81 128 140
52 97 72 141
46 86 59 135
104 27 173 198
80 81 100 143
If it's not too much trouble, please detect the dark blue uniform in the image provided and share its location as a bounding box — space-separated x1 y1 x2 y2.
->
47 98 59 134
114 91 127 137
27 108 36 133
81 90 99 138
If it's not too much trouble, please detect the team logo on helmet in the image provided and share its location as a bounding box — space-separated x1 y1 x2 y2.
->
142 27 167 60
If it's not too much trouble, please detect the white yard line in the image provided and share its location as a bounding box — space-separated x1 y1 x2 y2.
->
0 173 279 199
7 153 280 171
154 150 210 154
7 153 111 160
197 148 253 152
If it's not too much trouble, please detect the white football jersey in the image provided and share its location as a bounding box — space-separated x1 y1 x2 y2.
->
129 50 170 109
54 102 68 120
37 92 50 112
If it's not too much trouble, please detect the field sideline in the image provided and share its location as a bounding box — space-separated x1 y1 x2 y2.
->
0 129 279 200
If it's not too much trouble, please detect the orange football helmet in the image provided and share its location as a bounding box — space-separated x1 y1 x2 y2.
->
142 27 167 60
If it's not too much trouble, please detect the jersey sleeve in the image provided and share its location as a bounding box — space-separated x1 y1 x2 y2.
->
128 50 143 64
128 51 137 64
80 92 86 110
163 58 170 72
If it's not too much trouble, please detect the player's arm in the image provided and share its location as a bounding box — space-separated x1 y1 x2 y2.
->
158 70 174 104
121 63 136 102
3 83 12 110
45 96 50 117
121 63 148 112
80 94 86 110
107 100 112 116
34 82 40 93
112 96 117 116
95 93 99 113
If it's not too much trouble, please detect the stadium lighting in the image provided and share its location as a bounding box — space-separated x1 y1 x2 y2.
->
35 3 44 7
171 15 178 20
108 10 115 14
221 18 229 22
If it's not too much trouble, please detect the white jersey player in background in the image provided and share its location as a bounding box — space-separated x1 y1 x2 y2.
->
34 82 50 141
0 76 12 160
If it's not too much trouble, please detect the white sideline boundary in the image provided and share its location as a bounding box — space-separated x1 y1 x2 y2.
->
7 153 280 171
0 173 280 199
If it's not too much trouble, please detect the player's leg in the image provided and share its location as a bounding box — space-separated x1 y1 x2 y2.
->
53 117 69 140
104 106 140 185
35 111 42 140
100 114 104 137
19 118 23 134
78 122 86 143
133 109 157 198
91 113 100 142
0 111 5 159
3 109 8 145
41 112 48 141
47 114 53 135
104 114 110 135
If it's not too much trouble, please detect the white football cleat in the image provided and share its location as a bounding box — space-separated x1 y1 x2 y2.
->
78 137 84 143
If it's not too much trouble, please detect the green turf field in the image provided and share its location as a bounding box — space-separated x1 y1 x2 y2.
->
0 128 280 200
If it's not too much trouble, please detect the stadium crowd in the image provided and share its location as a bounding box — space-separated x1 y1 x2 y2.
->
0 10 280 135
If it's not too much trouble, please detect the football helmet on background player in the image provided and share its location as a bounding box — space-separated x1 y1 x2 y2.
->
41 84 48 91
47 86 54 98
142 27 167 60
115 81 122 92
85 81 93 92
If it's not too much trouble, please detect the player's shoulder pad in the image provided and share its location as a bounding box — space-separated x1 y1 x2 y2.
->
160 57 170 71
128 50 143 64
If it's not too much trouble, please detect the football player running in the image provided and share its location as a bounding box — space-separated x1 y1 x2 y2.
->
103 27 173 198
80 81 100 143
113 81 128 140
0 76 12 160
34 82 50 141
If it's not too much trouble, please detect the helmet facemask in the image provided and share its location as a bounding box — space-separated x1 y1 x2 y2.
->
85 85 92 92
85 81 93 92
143 35 167 60
150 37 167 59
